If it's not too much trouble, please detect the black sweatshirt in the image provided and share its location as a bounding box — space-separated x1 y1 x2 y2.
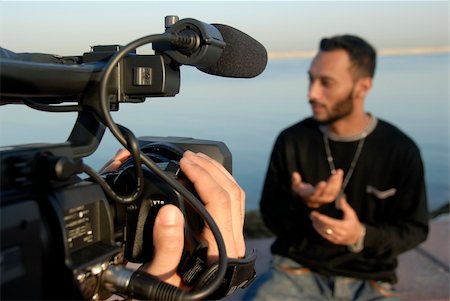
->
260 117 429 283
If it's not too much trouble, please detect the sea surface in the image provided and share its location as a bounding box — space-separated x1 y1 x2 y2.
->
1 54 449 212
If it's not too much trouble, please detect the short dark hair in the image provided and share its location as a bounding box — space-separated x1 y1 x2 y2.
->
319 35 376 78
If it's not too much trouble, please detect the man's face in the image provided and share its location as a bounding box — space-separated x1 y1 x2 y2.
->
307 50 356 124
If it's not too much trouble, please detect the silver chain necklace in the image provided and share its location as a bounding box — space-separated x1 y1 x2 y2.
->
323 131 366 209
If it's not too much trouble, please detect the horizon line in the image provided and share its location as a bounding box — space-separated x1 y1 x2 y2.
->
268 46 450 60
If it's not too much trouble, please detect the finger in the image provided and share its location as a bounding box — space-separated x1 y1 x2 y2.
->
195 152 237 184
340 197 352 213
292 172 313 198
103 160 124 173
98 149 131 173
321 169 344 199
114 148 131 162
340 197 359 223
182 151 238 219
180 152 241 259
310 215 336 241
310 213 341 243
309 181 327 200
185 151 244 216
183 151 245 257
296 183 315 199
291 172 301 190
193 152 245 235
310 210 339 227
141 205 184 287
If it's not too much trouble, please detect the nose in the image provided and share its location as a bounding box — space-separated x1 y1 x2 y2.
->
308 79 321 101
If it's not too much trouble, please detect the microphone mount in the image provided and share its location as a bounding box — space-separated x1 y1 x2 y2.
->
153 17 226 68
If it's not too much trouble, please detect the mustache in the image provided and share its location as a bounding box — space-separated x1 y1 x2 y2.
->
309 99 325 106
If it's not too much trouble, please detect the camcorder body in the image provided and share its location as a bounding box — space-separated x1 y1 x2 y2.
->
1 15 266 300
0 136 230 300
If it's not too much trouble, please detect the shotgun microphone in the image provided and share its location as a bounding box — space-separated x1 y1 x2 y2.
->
199 24 268 78
154 17 268 79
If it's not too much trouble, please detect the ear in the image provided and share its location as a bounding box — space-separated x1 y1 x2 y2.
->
354 77 372 100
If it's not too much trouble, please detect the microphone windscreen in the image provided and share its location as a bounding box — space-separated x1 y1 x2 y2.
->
198 24 268 78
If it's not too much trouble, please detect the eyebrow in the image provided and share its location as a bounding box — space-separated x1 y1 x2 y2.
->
307 71 336 82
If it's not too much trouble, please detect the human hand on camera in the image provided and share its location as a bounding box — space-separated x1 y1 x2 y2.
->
101 149 246 287
99 149 132 173
291 170 344 208
309 196 364 246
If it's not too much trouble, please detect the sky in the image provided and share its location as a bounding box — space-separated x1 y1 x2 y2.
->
0 1 449 58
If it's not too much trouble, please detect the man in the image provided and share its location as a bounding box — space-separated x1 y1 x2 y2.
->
245 35 429 300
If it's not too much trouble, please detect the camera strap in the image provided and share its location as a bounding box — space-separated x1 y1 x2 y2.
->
179 246 257 300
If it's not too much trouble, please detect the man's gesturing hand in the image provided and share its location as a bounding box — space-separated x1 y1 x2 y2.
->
291 170 344 208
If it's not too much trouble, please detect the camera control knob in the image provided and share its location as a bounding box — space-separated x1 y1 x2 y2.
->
165 15 179 29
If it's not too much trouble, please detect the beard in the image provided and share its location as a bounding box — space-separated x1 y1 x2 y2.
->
310 87 354 125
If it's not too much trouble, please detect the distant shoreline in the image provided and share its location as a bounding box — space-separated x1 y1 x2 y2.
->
268 46 450 60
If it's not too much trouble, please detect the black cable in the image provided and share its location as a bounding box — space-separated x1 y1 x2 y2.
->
83 124 144 204
99 33 228 301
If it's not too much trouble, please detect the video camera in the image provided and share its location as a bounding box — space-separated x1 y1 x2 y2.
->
0 16 267 300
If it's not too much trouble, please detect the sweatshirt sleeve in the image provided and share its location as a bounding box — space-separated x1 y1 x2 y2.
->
363 144 429 255
259 134 309 236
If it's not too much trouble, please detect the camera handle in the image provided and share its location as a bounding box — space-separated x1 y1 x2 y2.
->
68 109 105 158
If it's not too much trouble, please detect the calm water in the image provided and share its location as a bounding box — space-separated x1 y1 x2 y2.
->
1 54 448 212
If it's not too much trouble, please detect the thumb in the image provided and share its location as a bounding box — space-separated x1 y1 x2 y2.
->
291 171 302 190
340 197 356 220
141 205 184 287
292 171 301 183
